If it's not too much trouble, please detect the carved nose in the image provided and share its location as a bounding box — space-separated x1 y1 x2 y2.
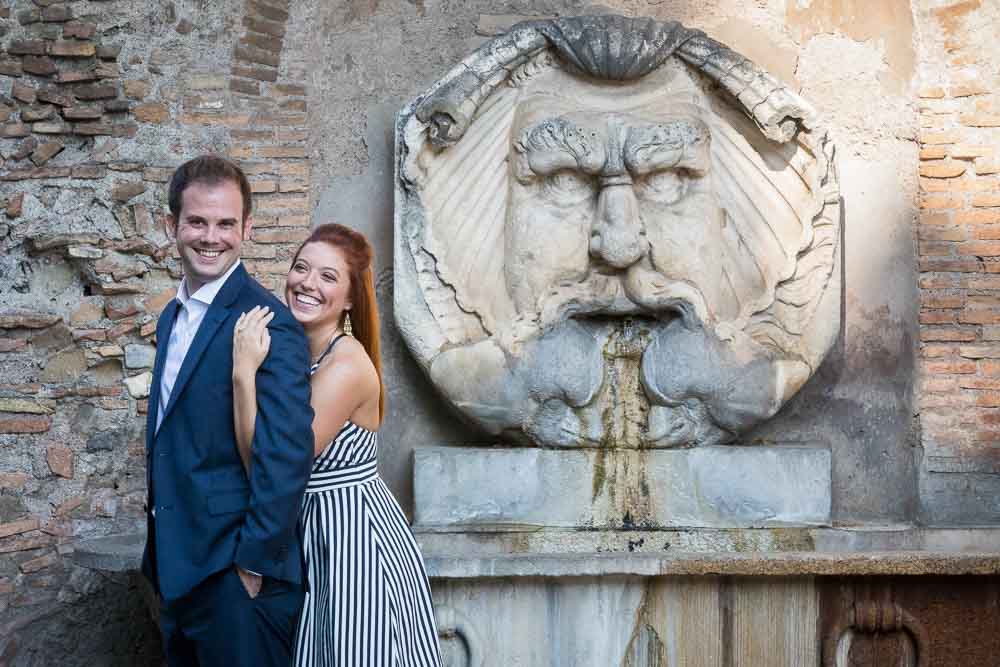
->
590 180 644 269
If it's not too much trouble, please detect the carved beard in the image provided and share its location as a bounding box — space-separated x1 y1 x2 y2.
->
501 291 802 449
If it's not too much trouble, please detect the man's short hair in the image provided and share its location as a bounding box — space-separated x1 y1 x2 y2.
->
168 155 253 223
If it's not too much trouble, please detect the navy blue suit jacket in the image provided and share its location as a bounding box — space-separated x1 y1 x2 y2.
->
141 264 314 603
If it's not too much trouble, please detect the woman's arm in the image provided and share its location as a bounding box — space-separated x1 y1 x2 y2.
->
232 306 274 471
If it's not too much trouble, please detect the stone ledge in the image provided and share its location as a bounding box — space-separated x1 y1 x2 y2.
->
424 551 1000 578
71 531 1000 579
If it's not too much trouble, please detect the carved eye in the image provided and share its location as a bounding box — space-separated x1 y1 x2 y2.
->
541 170 594 206
635 170 686 204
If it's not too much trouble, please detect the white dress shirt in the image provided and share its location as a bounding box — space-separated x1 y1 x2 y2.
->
156 260 242 433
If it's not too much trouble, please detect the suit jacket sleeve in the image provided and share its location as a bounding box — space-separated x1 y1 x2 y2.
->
234 310 314 579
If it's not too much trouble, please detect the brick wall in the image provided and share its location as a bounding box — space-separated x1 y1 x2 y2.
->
0 0 313 662
917 0 1000 478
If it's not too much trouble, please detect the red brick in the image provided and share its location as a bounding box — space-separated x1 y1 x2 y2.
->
922 376 958 393
921 196 963 209
920 160 966 178
73 83 117 100
920 131 962 145
248 1 289 23
234 45 280 68
22 56 56 76
252 227 310 244
62 21 96 39
41 4 72 22
922 293 964 309
50 40 95 57
20 552 58 574
46 446 73 478
926 359 976 373
921 212 952 225
957 210 1000 225
229 78 261 96
960 377 1000 390
957 241 1000 255
922 328 978 342
960 309 1000 324
0 472 29 490
920 240 954 256
133 102 169 124
242 15 286 37
0 519 40 539
56 69 98 84
919 259 983 272
232 64 279 83
0 415 52 433
976 392 1000 407
961 113 1000 127
920 225 965 241
973 194 1000 208
240 33 282 54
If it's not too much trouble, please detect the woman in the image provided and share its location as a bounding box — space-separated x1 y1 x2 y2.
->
231 223 441 667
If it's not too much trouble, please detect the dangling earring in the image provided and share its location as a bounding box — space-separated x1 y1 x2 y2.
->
344 310 353 335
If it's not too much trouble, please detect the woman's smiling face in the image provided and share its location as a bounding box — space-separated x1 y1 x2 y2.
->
285 241 353 329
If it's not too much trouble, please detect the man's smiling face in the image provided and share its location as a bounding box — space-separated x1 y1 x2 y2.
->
167 179 251 293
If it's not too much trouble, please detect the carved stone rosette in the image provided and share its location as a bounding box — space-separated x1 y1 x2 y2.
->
394 15 841 449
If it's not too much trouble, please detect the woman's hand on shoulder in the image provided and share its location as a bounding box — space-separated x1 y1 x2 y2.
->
232 305 274 380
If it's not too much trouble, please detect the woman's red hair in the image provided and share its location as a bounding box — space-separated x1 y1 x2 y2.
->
293 224 385 424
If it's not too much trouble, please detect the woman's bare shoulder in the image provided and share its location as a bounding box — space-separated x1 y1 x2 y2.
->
313 336 378 391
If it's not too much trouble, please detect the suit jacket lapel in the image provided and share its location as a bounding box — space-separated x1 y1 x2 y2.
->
147 298 179 451
158 265 248 431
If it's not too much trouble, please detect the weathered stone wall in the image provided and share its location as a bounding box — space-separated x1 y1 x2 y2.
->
0 0 995 663
0 0 311 662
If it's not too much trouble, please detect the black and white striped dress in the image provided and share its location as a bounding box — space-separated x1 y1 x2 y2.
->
294 340 441 667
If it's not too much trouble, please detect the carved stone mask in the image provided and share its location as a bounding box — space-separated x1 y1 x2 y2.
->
395 16 841 449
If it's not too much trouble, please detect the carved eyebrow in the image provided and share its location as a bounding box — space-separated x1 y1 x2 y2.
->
624 121 710 175
516 117 605 175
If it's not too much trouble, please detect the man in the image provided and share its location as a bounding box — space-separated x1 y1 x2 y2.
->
141 155 314 665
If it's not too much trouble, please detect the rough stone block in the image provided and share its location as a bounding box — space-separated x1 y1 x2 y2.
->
62 21 96 39
22 56 56 76
50 40 95 57
30 140 63 166
37 87 72 106
5 193 24 218
61 105 103 120
56 68 98 83
123 79 151 100
73 122 113 135
124 344 155 369
124 372 152 398
12 82 37 104
111 182 146 202
32 121 69 134
8 39 47 55
22 105 54 121
0 415 52 433
0 59 23 77
96 44 122 60
414 446 832 529
41 4 72 22
133 102 168 124
73 83 117 100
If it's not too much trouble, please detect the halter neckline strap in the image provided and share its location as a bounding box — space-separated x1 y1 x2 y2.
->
311 332 347 370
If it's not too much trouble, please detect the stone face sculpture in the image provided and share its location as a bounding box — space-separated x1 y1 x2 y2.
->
395 16 841 449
